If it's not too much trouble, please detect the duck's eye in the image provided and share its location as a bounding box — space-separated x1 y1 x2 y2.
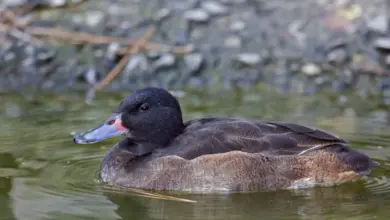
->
139 103 150 111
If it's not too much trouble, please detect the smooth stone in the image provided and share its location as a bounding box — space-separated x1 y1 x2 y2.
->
201 1 229 15
106 42 120 59
184 9 210 22
154 8 171 21
3 52 15 62
108 4 121 14
152 53 176 71
85 11 105 27
36 48 56 63
327 48 348 64
374 38 390 50
47 0 66 7
220 0 246 4
124 55 148 74
229 20 246 32
301 63 321 76
190 28 205 40
146 51 162 60
183 53 204 74
2 0 27 7
367 15 388 34
236 53 261 66
84 66 97 85
224 35 242 48
172 30 189 45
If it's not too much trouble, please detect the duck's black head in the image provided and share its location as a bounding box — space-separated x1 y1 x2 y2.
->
73 87 184 146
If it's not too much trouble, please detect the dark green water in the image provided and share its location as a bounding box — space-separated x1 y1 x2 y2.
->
1 88 390 220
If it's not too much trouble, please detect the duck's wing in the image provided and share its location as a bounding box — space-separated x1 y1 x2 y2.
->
168 117 346 159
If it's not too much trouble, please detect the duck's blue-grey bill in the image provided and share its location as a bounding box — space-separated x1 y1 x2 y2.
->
73 113 126 144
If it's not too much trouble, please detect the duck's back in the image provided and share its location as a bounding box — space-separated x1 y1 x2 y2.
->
158 117 346 159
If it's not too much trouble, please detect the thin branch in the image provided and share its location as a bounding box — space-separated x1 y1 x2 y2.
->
93 25 156 91
0 22 43 45
24 26 193 54
0 9 34 27
85 26 156 103
128 188 197 203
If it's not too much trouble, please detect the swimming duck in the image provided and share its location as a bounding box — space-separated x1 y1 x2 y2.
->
73 87 379 192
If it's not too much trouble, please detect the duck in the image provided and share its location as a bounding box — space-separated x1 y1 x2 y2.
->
73 87 380 192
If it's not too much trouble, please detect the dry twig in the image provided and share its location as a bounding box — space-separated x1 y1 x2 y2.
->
85 25 156 103
94 25 156 91
24 26 192 54
0 22 43 45
0 8 42 45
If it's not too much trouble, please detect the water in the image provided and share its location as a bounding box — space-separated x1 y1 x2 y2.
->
1 88 390 220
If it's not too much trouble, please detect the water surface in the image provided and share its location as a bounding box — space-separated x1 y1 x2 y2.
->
1 88 390 220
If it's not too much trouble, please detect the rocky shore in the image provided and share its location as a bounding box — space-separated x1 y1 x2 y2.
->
2 0 390 103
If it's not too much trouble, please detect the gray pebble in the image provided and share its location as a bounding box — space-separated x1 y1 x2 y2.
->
152 53 176 71
236 53 261 66
172 30 189 45
106 42 120 60
301 63 321 76
183 53 205 74
2 0 27 7
220 0 246 3
184 9 210 22
146 51 162 60
327 48 348 64
373 37 390 50
367 15 388 34
124 54 148 75
229 20 246 32
108 3 121 15
224 35 242 48
46 0 67 7
154 8 171 21
84 66 97 85
201 1 229 15
85 10 105 27
36 47 56 64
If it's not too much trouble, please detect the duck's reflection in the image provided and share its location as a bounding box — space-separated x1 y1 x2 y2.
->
0 152 17 220
104 182 389 220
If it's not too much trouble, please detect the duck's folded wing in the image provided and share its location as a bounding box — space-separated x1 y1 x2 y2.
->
174 118 347 159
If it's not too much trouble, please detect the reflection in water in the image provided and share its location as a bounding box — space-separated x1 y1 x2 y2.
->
104 183 389 220
0 90 390 219
0 153 17 220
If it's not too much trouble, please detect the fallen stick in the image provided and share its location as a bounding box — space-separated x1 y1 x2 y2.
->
85 25 156 103
24 26 192 54
94 25 156 91
85 26 155 103
0 9 34 28
0 22 43 45
118 44 193 55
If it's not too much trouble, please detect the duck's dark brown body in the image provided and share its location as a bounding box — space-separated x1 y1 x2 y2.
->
73 87 379 192
99 118 378 192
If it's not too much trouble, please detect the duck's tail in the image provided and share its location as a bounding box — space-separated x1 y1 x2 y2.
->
300 143 380 176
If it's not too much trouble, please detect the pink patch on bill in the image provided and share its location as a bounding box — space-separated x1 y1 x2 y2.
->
113 119 126 131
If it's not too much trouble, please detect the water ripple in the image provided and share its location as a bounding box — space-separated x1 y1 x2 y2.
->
365 176 390 195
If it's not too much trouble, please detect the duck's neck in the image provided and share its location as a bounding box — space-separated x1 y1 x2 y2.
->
117 138 159 157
